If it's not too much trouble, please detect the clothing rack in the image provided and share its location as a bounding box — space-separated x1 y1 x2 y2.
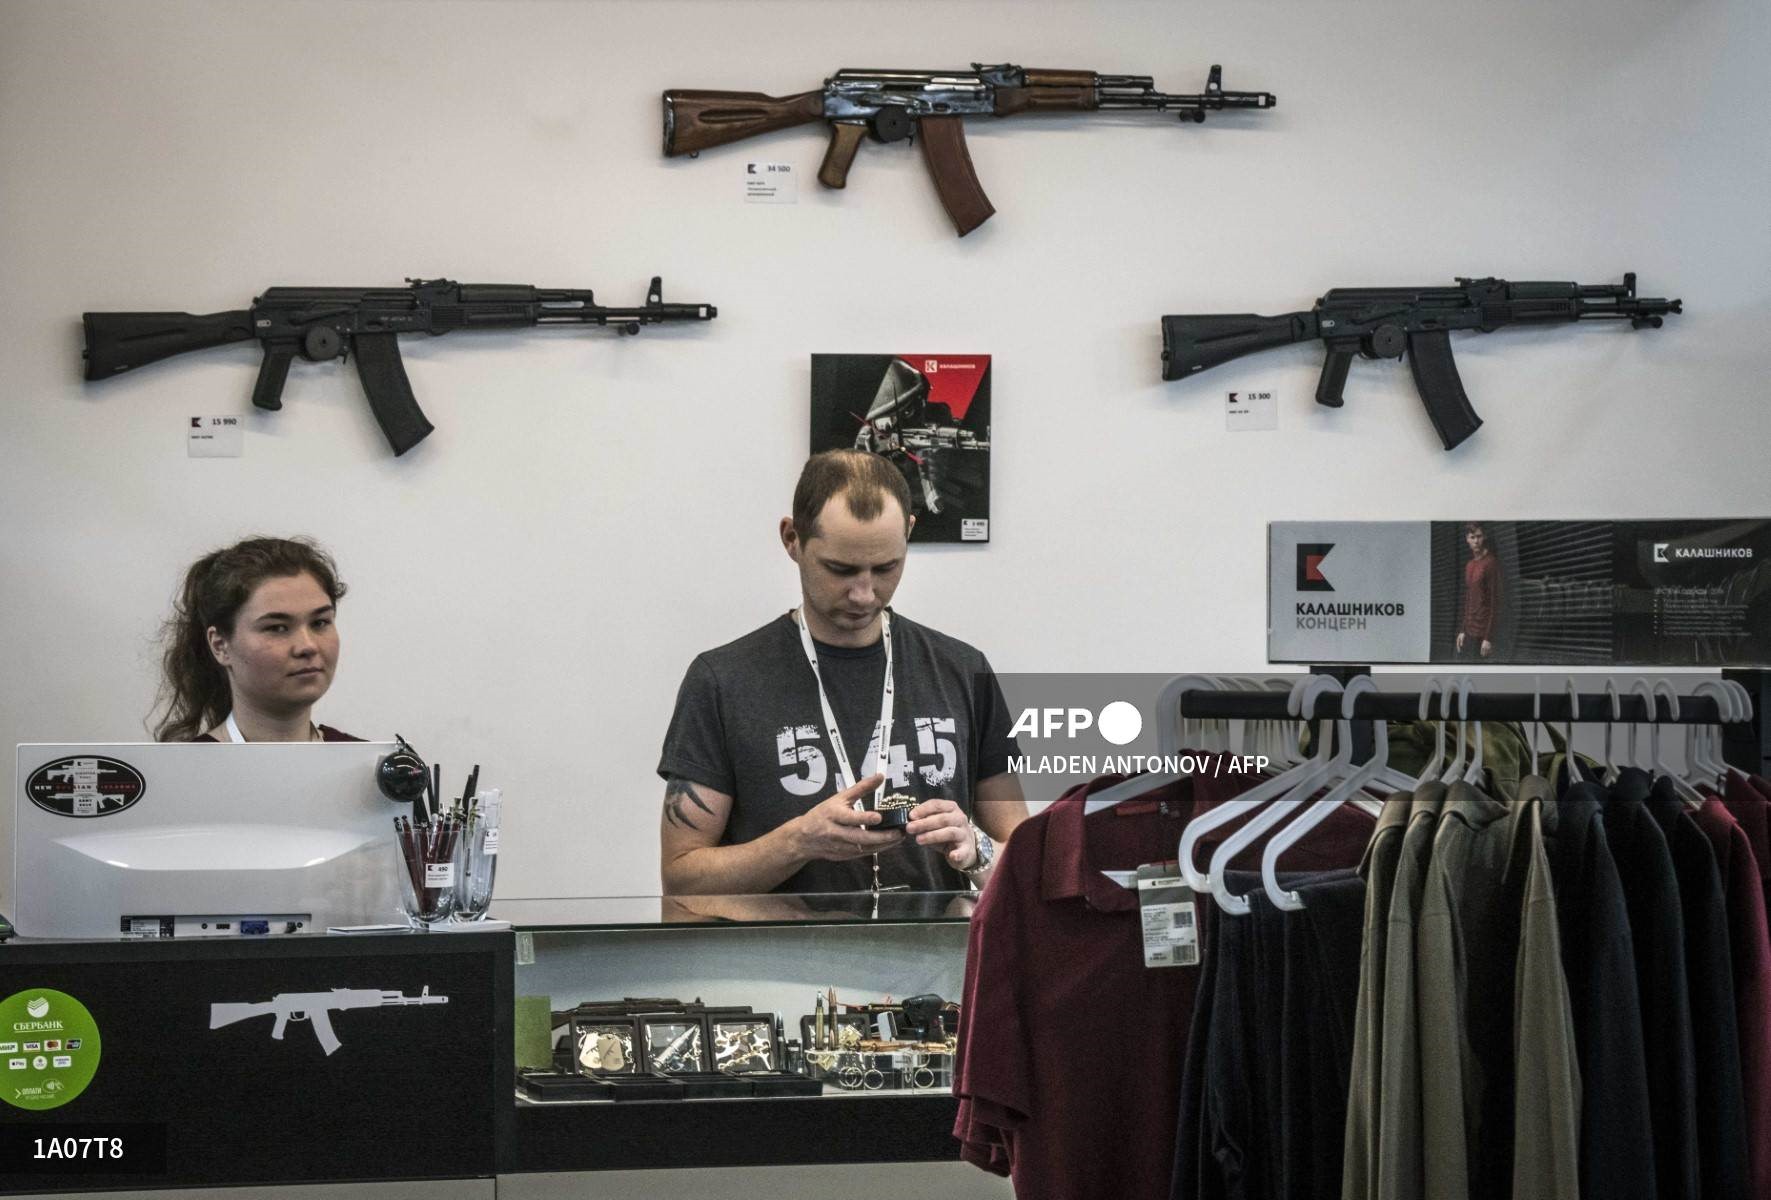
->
1162 667 1768 774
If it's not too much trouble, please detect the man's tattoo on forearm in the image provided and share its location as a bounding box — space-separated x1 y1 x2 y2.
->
664 777 714 830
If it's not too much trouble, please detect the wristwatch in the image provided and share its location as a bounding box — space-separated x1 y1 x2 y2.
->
962 821 995 879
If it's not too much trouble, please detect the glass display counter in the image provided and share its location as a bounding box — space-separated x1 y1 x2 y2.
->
492 892 975 1172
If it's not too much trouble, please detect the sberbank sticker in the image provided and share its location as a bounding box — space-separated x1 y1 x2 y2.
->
1 989 102 1110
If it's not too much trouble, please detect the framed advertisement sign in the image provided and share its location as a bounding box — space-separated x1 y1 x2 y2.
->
1270 519 1771 667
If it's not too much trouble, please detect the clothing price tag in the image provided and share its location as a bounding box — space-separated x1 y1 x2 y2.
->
1136 862 1200 969
1226 389 1278 432
744 162 797 203
482 827 500 856
187 415 243 457
424 862 455 888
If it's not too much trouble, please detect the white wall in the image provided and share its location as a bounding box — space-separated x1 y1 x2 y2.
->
3 0 1768 904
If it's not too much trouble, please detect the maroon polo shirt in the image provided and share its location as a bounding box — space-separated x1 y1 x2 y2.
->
1730 775 1771 910
1713 783 1771 1199
952 767 1376 1199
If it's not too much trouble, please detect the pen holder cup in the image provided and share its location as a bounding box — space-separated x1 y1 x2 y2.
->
395 836 457 929
453 819 500 921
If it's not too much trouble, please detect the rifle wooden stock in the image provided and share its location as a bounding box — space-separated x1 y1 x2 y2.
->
918 116 995 237
662 89 824 156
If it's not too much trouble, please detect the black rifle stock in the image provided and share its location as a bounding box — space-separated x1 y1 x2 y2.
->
664 64 1274 236
1161 274 1681 451
84 277 718 456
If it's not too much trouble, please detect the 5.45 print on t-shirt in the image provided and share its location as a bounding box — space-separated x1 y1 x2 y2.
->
775 717 960 798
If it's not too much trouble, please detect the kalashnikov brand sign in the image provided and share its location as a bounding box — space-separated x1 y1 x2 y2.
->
1270 519 1771 667
1270 523 1433 663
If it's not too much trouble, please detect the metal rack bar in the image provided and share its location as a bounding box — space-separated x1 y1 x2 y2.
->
1179 688 1736 725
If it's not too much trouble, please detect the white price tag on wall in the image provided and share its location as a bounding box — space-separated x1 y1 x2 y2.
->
1226 390 1278 432
188 415 243 457
744 162 797 203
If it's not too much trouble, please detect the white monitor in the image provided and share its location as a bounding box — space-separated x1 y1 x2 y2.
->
14 741 407 939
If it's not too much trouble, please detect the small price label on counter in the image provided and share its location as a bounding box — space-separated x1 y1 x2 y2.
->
1136 863 1200 969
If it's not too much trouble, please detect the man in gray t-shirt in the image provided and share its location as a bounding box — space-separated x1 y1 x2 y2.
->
657 451 1026 895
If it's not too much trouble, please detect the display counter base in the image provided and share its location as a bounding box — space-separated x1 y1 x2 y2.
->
508 1093 962 1173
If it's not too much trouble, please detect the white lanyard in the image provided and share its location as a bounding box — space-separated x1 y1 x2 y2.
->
794 608 893 805
221 712 317 743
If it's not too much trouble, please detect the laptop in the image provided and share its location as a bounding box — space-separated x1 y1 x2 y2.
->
14 741 406 939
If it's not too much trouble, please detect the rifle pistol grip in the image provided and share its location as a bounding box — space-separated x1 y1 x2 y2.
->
252 343 298 412
819 122 866 188
1315 344 1357 408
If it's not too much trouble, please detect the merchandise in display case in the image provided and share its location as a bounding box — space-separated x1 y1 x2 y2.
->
499 892 975 1171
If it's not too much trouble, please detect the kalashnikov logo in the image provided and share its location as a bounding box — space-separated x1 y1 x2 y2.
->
24 1000 47 1021
24 756 145 818
1296 543 1336 592
1655 541 1752 563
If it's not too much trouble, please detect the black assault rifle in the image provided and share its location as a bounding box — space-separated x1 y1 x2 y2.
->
83 277 718 455
1160 274 1681 450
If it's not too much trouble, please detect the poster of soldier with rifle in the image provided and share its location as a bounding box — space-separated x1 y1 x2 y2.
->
810 354 992 544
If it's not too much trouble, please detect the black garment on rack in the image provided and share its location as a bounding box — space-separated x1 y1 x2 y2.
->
1174 909 1222 1200
1278 871 1365 1200
1601 776 1702 1200
1543 784 1657 1200
1645 783 1752 1200
1171 869 1365 1200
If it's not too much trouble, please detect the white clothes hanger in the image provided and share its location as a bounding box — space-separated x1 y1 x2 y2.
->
1269 677 1305 767
1082 674 1223 814
1651 681 1705 808
1561 678 1586 787
1261 676 1392 911
1224 677 1259 761
1602 679 1624 785
1460 678 1487 789
1628 678 1656 771
1721 679 1755 782
1689 680 1731 787
1206 678 1356 915
1415 677 1447 788
1246 676 1289 770
1179 675 1341 892
1440 677 1470 783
